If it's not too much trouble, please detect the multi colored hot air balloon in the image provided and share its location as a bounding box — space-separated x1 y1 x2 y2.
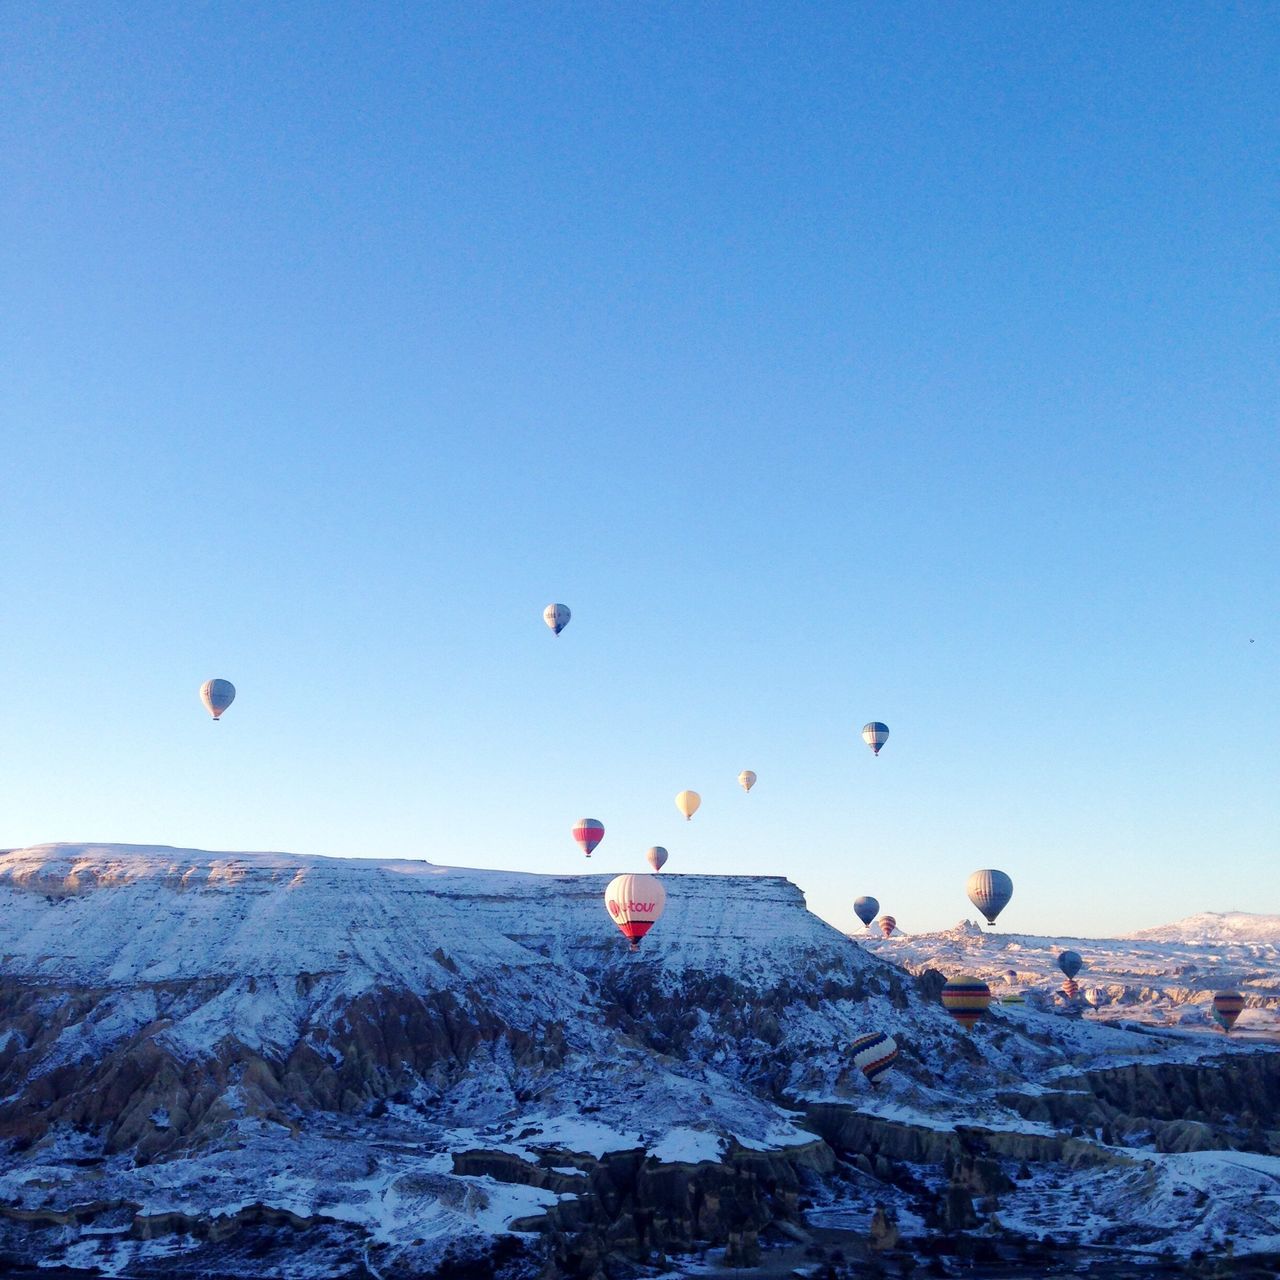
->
543 603 571 635
861 722 890 756
1061 978 1079 1002
738 770 757 793
1002 968 1019 986
675 790 701 821
1213 990 1245 1033
850 1032 899 1085
572 819 605 858
966 869 1013 926
645 846 668 873
200 679 236 721
1083 987 1109 1009
604 873 666 952
941 976 991 1030
879 915 897 939
1057 950 1083 980
853 896 879 928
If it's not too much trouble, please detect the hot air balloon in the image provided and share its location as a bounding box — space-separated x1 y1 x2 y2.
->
1212 990 1245 1033
879 916 897 939
675 790 701 821
604 873 666 952
200 679 236 721
738 770 757 793
849 1032 899 1085
1083 987 1109 1009
1057 950 1083 980
941 976 991 1030
861 722 890 756
966 869 1013 926
1002 968 1019 986
1061 978 1079 1002
572 819 605 858
853 896 879 928
645 846 668 873
543 603 571 635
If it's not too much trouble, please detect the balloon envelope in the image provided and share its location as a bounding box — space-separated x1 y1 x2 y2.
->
200 679 236 720
645 846 668 873
853 896 879 928
572 819 605 858
738 770 757 793
941 976 991 1030
861 722 890 756
1057 950 1083 980
879 916 897 938
966 869 1013 925
1061 978 1079 1001
675 790 701 820
543 603 571 635
604 873 666 951
850 1032 898 1085
1213 990 1245 1032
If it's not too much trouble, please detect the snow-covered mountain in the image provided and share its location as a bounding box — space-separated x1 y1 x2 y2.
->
2 844 1278 1278
1128 911 1280 945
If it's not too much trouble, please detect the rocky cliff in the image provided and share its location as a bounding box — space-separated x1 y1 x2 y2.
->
1 843 1277 1277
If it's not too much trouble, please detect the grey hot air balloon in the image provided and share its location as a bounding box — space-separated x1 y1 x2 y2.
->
646 846 668 873
861 722 890 756
200 679 236 721
966 869 1013 926
853 896 879 928
543 603 571 635
1057 950 1083 980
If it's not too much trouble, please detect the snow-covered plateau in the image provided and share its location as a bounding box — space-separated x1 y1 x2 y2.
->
1 844 1277 1278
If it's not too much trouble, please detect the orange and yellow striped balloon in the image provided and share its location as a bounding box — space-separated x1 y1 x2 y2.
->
941 976 991 1031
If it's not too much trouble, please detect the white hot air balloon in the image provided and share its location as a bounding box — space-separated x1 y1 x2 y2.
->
966 869 1013 926
738 770 757 793
543 603 571 635
604 873 666 951
675 790 701 821
645 846 668 873
200 679 236 721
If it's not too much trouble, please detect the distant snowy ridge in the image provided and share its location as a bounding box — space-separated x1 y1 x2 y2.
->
1126 912 1280 944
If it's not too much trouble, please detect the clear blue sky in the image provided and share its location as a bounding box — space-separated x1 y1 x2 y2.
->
2 3 1275 937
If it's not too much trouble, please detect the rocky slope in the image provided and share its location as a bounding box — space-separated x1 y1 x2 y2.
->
1 844 1278 1277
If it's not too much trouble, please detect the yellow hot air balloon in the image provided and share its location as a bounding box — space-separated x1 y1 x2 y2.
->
675 790 701 821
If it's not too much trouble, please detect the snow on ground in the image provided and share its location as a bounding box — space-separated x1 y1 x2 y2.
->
859 914 1280 1041
4 844 1280 1270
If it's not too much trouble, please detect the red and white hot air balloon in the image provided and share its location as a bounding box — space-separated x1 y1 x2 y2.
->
604 874 666 952
879 915 897 938
572 819 605 858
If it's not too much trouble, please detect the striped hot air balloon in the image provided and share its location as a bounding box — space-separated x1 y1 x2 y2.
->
543 603 571 635
966 869 1013 926
572 819 605 858
1061 978 1079 1002
879 915 897 938
861 722 890 756
850 1032 899 1085
738 770 757 793
853 896 879 928
941 976 991 1031
604 873 666 952
645 846 668 873
1212 990 1245 1033
1057 950 1083 980
200 679 236 721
